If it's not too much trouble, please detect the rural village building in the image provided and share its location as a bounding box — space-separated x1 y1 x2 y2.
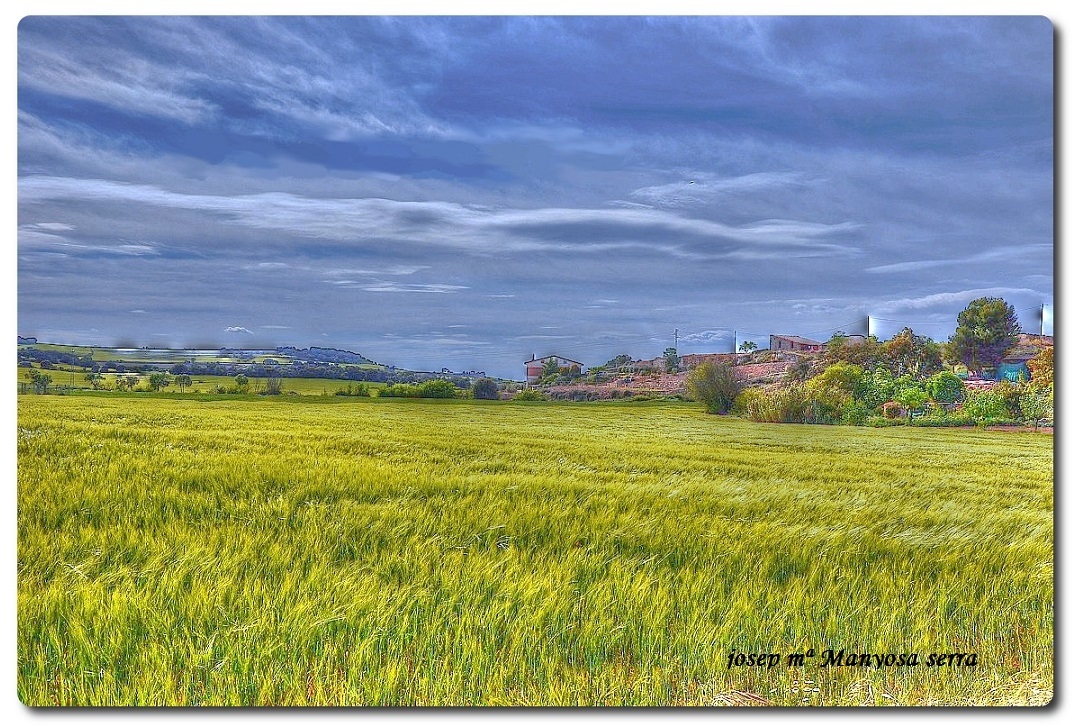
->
769 335 825 353
525 355 585 384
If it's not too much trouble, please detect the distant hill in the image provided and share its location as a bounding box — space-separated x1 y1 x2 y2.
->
275 346 377 366
18 336 38 345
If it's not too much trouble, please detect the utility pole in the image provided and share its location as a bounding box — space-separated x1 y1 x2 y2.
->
674 328 679 351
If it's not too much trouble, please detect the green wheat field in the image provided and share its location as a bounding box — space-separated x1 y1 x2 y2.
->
16 394 1053 706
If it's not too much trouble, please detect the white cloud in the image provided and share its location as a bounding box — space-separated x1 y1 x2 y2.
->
225 326 253 334
360 283 469 294
680 329 733 343
18 176 861 262
876 287 1044 313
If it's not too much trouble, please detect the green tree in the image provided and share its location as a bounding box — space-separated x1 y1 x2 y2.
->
472 377 499 400
962 389 1010 423
810 362 864 399
1020 389 1053 431
823 334 884 369
883 327 943 378
418 379 458 398
925 371 965 403
858 366 896 410
26 369 51 394
663 347 680 373
234 374 250 393
686 361 741 414
84 372 104 390
947 297 1020 375
601 354 633 372
262 375 282 395
894 384 928 420
175 374 193 393
1026 346 1053 393
738 341 757 354
541 358 561 380
148 372 171 391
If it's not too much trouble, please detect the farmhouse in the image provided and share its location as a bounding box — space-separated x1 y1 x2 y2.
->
992 333 1053 381
769 335 825 353
525 354 584 384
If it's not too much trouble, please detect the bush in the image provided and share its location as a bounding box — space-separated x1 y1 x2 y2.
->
865 415 903 427
858 367 896 410
513 389 546 401
418 379 459 398
925 371 966 403
472 377 500 400
335 382 371 397
992 380 1024 421
893 383 928 419
840 400 871 426
732 385 838 424
908 414 976 427
686 361 741 414
962 389 1011 422
1019 389 1053 429
378 383 421 398
731 388 766 417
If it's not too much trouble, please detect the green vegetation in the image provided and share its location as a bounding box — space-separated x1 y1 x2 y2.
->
379 379 463 399
685 361 740 414
335 382 371 397
947 297 1021 375
472 377 500 400
724 299 1050 428
18 396 1051 706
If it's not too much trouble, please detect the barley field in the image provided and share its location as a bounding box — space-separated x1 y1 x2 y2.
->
16 394 1053 706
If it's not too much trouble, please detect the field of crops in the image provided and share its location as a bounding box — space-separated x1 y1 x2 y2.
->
16 394 1053 706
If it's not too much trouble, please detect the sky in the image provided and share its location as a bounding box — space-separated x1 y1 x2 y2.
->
16 15 1054 379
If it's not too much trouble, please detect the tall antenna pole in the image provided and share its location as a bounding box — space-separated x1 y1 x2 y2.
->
674 328 679 351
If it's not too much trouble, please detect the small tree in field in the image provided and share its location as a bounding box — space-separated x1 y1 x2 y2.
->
26 369 51 394
175 374 192 393
148 372 171 391
686 361 740 414
263 374 282 395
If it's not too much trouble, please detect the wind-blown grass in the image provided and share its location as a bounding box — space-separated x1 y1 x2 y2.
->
17 396 1052 705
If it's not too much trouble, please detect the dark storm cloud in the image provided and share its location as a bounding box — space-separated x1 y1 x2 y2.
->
17 16 1053 377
